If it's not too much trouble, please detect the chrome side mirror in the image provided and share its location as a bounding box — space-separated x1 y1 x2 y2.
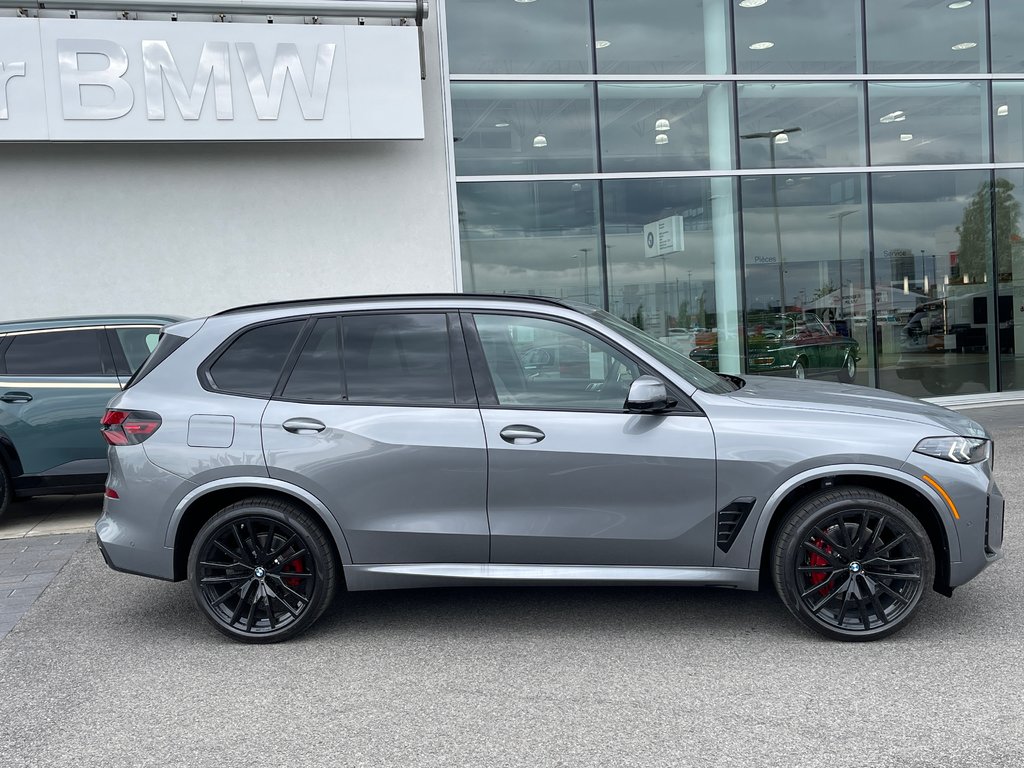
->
625 375 674 413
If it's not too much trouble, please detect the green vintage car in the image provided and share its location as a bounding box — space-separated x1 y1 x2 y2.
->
689 312 860 382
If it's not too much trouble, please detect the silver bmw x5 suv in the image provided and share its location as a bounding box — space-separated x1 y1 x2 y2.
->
97 295 1004 643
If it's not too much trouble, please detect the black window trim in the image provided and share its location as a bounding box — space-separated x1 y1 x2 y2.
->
463 309 704 416
270 309 476 409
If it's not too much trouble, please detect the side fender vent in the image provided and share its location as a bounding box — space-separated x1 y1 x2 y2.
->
717 497 756 553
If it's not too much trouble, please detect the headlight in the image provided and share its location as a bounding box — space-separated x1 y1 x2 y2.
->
914 436 991 464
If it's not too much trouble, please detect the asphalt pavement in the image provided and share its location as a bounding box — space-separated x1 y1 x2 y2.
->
0 405 1020 767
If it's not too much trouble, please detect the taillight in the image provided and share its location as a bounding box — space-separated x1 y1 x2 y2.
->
101 410 162 446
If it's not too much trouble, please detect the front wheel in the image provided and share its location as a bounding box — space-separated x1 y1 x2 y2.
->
188 498 338 644
792 359 807 380
771 487 934 641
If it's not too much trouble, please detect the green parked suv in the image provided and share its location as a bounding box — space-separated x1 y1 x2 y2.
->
0 315 180 517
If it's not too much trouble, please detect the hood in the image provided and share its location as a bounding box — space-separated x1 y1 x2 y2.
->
718 376 988 438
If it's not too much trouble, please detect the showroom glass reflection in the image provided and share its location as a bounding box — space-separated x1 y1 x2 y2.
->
448 0 1021 397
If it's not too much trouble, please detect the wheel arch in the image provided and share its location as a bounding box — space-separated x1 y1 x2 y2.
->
750 466 956 596
0 432 24 478
167 478 353 582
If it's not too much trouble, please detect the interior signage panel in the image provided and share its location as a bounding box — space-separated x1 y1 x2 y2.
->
0 18 424 141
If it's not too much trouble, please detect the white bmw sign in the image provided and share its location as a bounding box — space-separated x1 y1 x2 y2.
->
0 18 424 141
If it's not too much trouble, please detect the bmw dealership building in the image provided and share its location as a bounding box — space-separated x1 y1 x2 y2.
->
2 0 1024 401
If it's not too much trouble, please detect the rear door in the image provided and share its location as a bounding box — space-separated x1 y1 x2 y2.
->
0 327 120 476
261 312 489 564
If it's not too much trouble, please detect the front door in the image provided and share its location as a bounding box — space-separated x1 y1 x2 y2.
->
468 312 718 567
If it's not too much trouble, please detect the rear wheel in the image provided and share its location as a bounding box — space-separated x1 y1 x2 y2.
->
188 498 338 644
771 487 934 641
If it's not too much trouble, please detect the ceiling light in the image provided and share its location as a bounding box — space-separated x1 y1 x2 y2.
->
749 41 774 50
655 133 669 145
655 118 671 131
951 41 977 50
739 0 767 7
514 0 537 4
997 104 1009 116
595 40 611 49
570 182 582 192
947 1 972 8
494 122 510 128
532 134 547 148
879 110 906 123
900 133 913 141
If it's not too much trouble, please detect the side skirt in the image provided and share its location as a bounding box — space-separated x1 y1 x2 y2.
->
343 563 760 592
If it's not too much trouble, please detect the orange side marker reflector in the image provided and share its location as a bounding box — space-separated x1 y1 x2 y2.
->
922 475 960 520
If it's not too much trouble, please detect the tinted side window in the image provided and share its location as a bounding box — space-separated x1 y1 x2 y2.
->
343 314 454 405
209 320 304 396
4 329 107 375
113 327 162 374
473 314 639 410
282 317 344 402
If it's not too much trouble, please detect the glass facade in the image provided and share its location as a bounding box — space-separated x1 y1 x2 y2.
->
446 0 1024 398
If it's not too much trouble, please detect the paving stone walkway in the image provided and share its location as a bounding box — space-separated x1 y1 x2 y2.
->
0 533 90 641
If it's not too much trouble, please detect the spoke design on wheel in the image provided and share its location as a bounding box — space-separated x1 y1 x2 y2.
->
794 506 924 633
197 515 316 636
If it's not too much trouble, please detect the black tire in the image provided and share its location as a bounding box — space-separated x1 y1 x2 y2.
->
792 358 807 380
771 487 934 641
837 354 857 384
188 497 338 644
0 461 11 519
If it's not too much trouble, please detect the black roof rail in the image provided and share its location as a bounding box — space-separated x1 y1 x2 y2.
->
213 293 573 317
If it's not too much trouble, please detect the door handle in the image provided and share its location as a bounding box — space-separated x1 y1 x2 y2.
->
282 417 327 435
0 391 32 404
499 425 545 445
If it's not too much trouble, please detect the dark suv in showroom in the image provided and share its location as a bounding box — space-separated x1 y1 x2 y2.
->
96 295 1002 644
0 315 180 517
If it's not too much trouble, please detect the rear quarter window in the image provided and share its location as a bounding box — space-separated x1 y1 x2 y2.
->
207 320 305 397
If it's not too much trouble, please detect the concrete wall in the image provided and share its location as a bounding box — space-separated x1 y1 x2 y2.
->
0 15 455 321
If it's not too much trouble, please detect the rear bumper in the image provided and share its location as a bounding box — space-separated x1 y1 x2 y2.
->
94 445 194 581
95 514 176 581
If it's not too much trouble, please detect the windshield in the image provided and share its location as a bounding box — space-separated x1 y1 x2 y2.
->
579 305 737 394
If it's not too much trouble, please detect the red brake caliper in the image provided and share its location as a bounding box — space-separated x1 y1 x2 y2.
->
281 558 304 589
808 537 834 597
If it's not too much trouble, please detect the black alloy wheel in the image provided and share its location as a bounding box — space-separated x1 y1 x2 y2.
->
772 487 934 641
188 498 338 643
